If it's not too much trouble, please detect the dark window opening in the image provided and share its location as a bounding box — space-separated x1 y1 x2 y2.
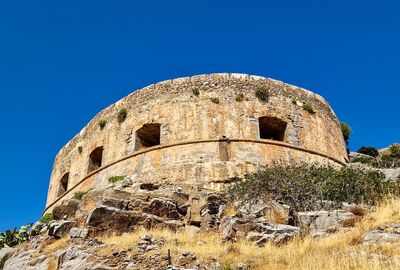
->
259 116 287 141
135 123 161 151
58 172 69 196
87 147 103 173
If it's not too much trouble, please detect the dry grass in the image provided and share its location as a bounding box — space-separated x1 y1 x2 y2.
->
41 237 69 254
95 198 400 269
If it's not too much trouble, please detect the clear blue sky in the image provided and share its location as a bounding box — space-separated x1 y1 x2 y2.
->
0 0 399 231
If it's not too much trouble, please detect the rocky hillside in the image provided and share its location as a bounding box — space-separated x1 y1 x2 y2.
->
1 165 400 270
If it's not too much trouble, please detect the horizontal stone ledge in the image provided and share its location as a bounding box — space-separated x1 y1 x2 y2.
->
43 138 347 214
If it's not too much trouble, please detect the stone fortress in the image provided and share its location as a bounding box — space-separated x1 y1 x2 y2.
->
45 73 348 213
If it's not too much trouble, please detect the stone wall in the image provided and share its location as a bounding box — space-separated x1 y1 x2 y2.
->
45 73 348 211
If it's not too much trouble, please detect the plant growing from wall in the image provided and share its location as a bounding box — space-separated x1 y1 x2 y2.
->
73 189 92 200
255 86 269 102
340 122 352 146
302 103 316 114
210 97 220 104
40 213 54 223
235 93 244 102
192 88 200 96
108 175 126 184
117 108 128 123
98 119 107 130
77 146 83 154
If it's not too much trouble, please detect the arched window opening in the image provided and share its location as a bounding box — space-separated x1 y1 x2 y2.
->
87 147 103 173
259 116 287 141
58 172 69 196
135 123 161 151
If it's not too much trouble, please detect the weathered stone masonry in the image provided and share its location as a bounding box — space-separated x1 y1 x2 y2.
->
45 73 348 213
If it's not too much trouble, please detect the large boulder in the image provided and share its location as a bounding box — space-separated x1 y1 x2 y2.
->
297 210 356 237
0 247 16 269
3 250 51 270
48 220 77 239
86 206 141 231
220 217 300 246
143 198 182 220
363 224 400 246
237 199 291 224
52 199 80 220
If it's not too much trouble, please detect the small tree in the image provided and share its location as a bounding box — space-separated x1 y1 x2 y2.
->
340 122 352 145
357 146 379 157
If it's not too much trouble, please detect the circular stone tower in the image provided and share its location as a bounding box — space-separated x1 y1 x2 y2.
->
45 73 348 212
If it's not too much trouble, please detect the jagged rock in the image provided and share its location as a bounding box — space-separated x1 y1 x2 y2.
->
57 246 117 270
185 225 200 237
220 217 299 246
48 220 77 239
69 227 89 238
115 177 133 188
52 199 80 220
143 198 182 220
178 252 196 268
0 247 16 269
86 206 141 230
363 224 400 246
103 189 132 202
237 199 291 224
297 210 356 237
3 250 51 270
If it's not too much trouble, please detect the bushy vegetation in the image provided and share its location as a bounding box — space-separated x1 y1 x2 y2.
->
235 93 244 102
98 119 107 130
108 175 126 184
255 86 269 102
380 145 400 168
357 146 379 157
340 122 352 145
73 189 91 200
225 164 399 211
117 108 128 123
302 103 315 114
0 224 32 249
210 97 220 104
192 88 200 96
40 213 54 223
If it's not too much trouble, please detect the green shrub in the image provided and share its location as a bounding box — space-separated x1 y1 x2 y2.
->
117 108 128 123
255 86 269 102
235 93 244 102
357 146 379 157
210 97 220 104
0 224 33 249
98 119 107 130
40 213 54 223
219 263 233 270
291 98 297 105
192 88 200 96
302 103 315 114
389 145 400 158
73 190 91 200
352 156 374 165
340 122 352 145
108 175 126 184
78 146 83 154
224 164 399 211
